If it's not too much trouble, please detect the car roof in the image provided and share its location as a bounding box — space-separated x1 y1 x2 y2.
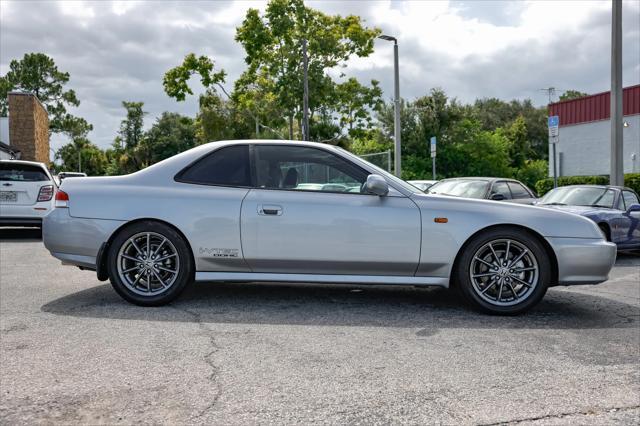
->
0 159 48 167
206 139 339 149
437 177 521 183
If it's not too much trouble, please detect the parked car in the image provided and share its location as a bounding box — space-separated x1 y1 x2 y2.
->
58 172 87 181
1 160 56 227
537 185 640 250
43 140 615 315
408 180 438 192
427 177 537 205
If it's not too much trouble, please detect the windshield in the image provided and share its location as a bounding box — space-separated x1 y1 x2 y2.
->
540 187 615 208
427 179 489 199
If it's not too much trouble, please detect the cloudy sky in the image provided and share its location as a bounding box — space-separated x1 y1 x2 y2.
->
1 0 639 153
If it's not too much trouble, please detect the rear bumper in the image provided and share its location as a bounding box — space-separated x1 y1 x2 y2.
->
0 217 42 227
0 202 52 226
42 208 124 269
546 237 617 285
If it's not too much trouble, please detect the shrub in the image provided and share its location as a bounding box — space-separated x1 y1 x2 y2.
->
535 173 640 196
515 160 548 192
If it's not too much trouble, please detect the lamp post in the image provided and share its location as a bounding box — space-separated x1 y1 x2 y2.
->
379 34 401 177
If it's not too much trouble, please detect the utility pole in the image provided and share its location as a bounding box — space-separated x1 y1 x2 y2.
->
302 39 310 141
610 0 624 186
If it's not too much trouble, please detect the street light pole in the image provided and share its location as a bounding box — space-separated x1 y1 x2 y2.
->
302 38 310 141
379 34 402 177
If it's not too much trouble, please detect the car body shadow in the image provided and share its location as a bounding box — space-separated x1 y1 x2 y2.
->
0 227 42 242
41 281 639 330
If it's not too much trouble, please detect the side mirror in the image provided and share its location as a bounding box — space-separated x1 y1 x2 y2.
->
363 174 389 196
627 203 640 213
490 193 505 201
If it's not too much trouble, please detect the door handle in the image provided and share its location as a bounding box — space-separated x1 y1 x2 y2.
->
258 204 283 216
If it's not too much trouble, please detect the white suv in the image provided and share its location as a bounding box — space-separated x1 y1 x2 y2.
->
0 160 56 227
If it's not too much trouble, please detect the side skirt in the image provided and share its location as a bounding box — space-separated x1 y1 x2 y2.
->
195 272 449 287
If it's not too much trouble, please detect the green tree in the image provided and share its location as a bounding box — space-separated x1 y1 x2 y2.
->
197 92 256 143
164 55 260 141
334 78 383 137
451 119 513 179
0 53 80 133
138 112 198 165
163 53 227 101
559 90 588 101
55 141 107 176
235 0 380 139
118 101 146 150
232 69 287 138
105 101 147 174
377 88 464 178
503 115 529 169
467 98 547 160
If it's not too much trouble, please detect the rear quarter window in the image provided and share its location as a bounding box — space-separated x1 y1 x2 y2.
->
0 163 49 182
175 145 251 187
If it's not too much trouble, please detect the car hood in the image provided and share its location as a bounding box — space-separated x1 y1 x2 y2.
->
537 204 611 216
411 193 604 240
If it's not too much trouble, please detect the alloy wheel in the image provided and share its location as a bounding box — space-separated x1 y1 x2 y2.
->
468 238 539 307
116 231 180 296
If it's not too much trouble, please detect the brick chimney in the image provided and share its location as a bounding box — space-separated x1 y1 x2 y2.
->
7 92 50 163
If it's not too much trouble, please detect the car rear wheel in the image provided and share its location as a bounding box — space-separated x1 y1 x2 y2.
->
107 221 193 306
454 227 551 315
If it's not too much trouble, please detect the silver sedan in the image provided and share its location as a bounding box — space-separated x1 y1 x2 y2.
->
43 140 616 314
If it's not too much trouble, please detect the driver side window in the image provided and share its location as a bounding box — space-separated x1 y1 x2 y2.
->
623 191 639 208
254 145 368 193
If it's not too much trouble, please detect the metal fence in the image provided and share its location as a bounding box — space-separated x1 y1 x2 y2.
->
358 150 392 172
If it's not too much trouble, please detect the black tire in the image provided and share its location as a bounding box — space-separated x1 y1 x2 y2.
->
453 227 551 315
107 221 193 306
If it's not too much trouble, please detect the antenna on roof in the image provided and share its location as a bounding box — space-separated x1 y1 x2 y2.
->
540 87 557 104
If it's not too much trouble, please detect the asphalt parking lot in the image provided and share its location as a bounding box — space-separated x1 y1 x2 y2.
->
1 228 639 425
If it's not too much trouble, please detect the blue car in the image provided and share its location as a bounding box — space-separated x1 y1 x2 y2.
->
538 185 640 250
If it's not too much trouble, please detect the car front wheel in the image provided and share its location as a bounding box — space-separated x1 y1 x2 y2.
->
454 227 551 315
107 221 193 306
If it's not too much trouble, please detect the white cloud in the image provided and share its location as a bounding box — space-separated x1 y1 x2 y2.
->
58 0 95 20
1 0 639 153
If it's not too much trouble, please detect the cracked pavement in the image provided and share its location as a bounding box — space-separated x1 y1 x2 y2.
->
1 228 639 425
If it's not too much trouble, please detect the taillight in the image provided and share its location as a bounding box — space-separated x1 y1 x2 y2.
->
37 185 54 202
55 190 69 208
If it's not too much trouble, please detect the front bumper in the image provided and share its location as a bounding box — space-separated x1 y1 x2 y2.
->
42 208 124 269
546 237 617 285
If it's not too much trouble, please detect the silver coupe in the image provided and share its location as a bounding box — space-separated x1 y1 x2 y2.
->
43 140 616 314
